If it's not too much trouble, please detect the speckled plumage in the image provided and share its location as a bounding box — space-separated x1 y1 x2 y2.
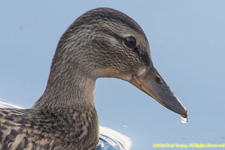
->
0 7 187 150
0 107 98 149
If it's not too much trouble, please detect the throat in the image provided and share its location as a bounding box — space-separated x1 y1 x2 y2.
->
32 64 99 148
33 65 96 112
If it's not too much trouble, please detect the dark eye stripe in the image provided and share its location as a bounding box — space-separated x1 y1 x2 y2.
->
96 29 151 66
97 28 123 41
134 46 151 66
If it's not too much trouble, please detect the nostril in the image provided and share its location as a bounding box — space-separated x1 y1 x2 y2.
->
155 75 162 84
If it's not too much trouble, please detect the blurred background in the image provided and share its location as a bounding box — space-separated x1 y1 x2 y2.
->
0 0 225 149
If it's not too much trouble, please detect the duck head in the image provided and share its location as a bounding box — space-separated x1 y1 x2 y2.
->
55 8 187 118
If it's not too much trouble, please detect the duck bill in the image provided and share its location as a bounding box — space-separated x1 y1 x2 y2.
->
130 66 187 117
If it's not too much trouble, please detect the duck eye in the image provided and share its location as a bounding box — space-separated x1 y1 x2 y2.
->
124 36 136 48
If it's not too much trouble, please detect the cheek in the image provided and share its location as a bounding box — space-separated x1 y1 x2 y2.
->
92 67 133 80
137 67 147 76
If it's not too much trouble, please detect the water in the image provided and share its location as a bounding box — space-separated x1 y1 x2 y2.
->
181 115 188 124
0 99 132 150
97 127 132 150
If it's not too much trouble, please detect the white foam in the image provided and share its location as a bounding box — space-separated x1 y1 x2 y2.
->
99 127 132 150
0 98 24 109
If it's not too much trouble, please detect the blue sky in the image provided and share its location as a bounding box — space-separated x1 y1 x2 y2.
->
1 0 225 149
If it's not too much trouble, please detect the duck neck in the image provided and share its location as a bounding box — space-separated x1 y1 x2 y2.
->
33 61 96 113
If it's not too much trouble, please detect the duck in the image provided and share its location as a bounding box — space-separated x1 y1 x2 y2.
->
0 8 187 150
